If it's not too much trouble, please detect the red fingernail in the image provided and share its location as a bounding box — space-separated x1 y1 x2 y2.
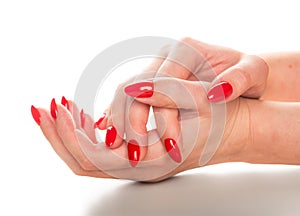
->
80 109 85 128
124 81 154 98
94 113 106 129
31 105 41 125
105 125 117 147
50 98 57 119
207 81 233 102
127 140 140 167
61 96 70 110
164 138 182 163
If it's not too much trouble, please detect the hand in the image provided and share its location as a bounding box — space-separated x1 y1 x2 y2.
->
120 37 269 103
96 38 268 163
31 89 250 182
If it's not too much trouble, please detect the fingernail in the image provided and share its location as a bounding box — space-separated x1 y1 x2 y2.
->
94 113 106 129
31 105 41 125
124 81 154 98
164 138 182 163
80 109 85 128
50 98 57 119
105 125 117 147
127 140 140 167
61 96 70 110
207 81 233 102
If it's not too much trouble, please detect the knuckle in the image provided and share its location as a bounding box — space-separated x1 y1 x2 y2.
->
234 67 252 86
240 69 253 85
159 44 171 56
179 37 194 44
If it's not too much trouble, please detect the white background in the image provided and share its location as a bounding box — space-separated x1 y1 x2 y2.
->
1 0 300 215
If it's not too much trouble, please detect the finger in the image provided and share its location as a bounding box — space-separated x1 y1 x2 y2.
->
94 109 109 130
124 78 209 164
150 39 201 165
54 102 99 171
142 44 170 74
125 98 149 167
81 110 98 144
95 44 169 130
124 78 211 113
75 128 180 181
61 97 98 143
75 129 130 171
60 97 81 129
37 107 109 177
104 47 169 149
153 107 182 163
156 37 203 79
104 81 128 149
121 47 170 166
207 55 269 103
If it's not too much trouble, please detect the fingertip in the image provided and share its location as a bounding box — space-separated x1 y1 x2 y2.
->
105 125 117 148
164 138 182 163
80 109 85 128
61 96 70 111
127 139 141 167
31 105 41 126
124 81 154 98
104 125 124 150
94 113 107 130
207 81 233 103
62 100 81 129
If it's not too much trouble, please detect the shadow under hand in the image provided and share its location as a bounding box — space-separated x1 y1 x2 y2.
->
87 164 300 216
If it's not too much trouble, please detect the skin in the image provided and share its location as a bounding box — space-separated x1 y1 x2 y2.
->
34 47 300 182
259 52 300 101
38 96 246 182
36 95 300 182
100 38 269 160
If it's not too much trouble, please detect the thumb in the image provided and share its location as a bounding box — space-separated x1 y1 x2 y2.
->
207 56 268 103
124 78 210 111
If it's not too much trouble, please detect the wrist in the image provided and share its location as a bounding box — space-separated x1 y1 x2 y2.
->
259 52 300 101
244 100 300 165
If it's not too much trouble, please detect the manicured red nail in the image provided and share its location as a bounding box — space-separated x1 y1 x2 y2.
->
207 81 233 102
61 96 70 110
105 125 117 147
80 109 85 128
94 113 106 129
127 140 140 167
164 138 182 163
50 98 57 119
31 105 41 125
124 81 154 98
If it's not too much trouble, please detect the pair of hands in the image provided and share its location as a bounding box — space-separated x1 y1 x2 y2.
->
32 38 269 182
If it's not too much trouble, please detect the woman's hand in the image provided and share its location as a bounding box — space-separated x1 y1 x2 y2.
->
96 38 268 163
121 37 269 103
31 79 252 182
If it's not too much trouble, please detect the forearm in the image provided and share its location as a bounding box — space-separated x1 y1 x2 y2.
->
245 99 300 165
259 52 300 101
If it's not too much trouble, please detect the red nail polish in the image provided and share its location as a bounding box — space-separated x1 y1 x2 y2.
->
61 96 70 110
105 126 117 147
94 113 106 129
164 138 182 163
80 109 85 128
31 105 41 125
207 81 233 102
50 98 57 119
127 140 140 167
124 81 154 98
